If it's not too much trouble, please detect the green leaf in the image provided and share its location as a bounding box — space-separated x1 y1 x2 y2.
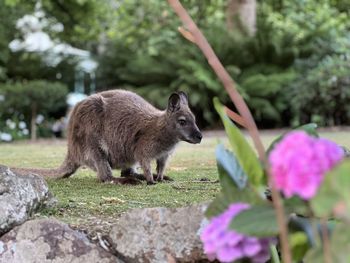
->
266 123 319 155
311 160 350 219
288 215 316 247
289 216 337 250
229 204 279 237
205 193 231 218
304 223 350 263
213 98 264 187
205 189 263 219
303 246 324 263
329 224 350 263
206 143 264 219
298 123 319 137
270 244 281 263
289 232 309 262
216 144 247 190
284 196 308 216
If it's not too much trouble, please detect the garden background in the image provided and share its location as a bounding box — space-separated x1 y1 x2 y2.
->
1 1 350 262
1 0 350 141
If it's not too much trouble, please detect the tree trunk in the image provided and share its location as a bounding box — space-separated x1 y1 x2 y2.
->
226 0 256 36
31 103 37 141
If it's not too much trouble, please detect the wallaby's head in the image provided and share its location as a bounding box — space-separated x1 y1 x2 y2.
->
167 91 202 144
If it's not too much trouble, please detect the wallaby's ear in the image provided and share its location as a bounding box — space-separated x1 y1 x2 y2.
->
168 93 181 112
168 91 189 112
177 91 188 105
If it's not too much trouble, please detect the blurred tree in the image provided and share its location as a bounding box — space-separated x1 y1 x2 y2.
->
273 0 350 126
288 54 350 126
97 0 230 126
226 0 256 35
97 0 298 127
329 0 350 13
2 0 350 129
1 0 98 94
0 1 33 81
3 0 111 49
0 80 68 140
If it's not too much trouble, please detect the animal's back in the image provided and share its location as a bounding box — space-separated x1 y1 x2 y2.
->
100 89 161 119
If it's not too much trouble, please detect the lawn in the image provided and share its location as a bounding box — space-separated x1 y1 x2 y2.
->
0 129 349 237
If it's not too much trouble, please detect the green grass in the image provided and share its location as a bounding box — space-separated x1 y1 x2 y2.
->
0 136 219 234
0 130 349 235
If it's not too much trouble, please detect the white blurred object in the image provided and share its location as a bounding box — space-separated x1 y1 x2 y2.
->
19 121 27 129
8 3 97 69
10 31 52 52
6 119 16 130
36 114 45 124
67 93 88 107
8 3 98 95
0 133 12 142
22 129 29 136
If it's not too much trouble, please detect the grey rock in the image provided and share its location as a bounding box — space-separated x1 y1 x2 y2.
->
109 204 209 263
0 218 122 263
0 165 54 235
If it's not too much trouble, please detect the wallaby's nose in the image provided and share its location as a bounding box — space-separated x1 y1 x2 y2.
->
195 132 202 143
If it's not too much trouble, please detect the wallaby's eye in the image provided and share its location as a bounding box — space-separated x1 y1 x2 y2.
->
178 119 187 126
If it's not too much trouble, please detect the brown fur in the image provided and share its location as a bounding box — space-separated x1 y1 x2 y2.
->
13 90 202 185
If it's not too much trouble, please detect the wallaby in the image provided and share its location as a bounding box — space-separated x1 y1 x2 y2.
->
12 90 202 185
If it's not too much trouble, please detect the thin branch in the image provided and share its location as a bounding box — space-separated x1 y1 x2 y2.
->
168 0 265 160
167 1 292 262
178 26 196 43
225 106 247 128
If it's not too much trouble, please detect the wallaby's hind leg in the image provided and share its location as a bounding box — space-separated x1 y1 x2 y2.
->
59 158 79 178
94 158 113 182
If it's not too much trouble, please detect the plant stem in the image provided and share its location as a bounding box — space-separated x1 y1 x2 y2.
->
167 1 292 262
321 218 332 263
224 106 247 128
270 244 281 263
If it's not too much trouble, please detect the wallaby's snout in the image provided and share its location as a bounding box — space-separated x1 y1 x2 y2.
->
180 123 202 144
191 129 202 144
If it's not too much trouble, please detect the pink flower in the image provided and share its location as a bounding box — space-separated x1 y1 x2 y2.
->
269 131 344 200
201 203 276 263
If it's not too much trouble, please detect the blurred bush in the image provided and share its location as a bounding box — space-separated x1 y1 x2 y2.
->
288 54 350 126
1 0 350 129
97 0 350 128
0 80 68 140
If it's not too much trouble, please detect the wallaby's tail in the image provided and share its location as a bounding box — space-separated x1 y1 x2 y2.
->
10 157 79 179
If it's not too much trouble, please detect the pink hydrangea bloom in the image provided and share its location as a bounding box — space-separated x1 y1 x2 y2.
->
201 203 276 263
269 131 344 200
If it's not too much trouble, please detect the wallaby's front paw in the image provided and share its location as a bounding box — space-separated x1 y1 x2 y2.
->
121 177 142 185
153 174 173 181
105 177 141 185
162 175 174 181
